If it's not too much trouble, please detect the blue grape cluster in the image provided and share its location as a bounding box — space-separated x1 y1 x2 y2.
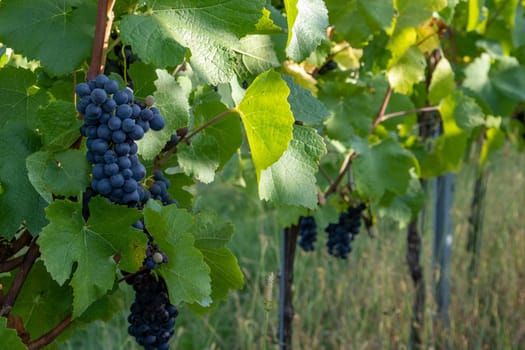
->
297 216 317 252
76 74 165 205
325 204 366 259
127 270 178 350
148 171 178 206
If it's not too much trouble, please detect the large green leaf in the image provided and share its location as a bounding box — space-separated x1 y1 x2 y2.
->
428 57 455 104
144 203 212 306
463 54 519 116
137 69 190 160
259 126 326 208
326 0 394 46
284 0 329 62
377 169 425 228
26 150 90 203
188 211 243 314
0 67 48 129
237 70 294 179
352 138 418 202
8 262 73 339
319 76 387 141
128 61 157 100
387 46 426 94
394 0 447 33
0 123 47 239
283 75 330 125
235 34 281 76
36 101 83 151
38 198 145 318
121 0 265 84
177 101 242 183
418 91 483 177
0 318 26 350
0 0 97 76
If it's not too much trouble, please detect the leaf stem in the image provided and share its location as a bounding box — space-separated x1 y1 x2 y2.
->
379 106 440 124
181 108 238 144
87 0 116 80
155 108 238 168
0 241 40 317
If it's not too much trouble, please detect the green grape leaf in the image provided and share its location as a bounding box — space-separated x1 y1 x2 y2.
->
394 0 447 32
237 70 294 179
387 46 426 94
165 173 195 209
352 138 418 201
188 211 243 314
36 101 82 151
0 67 48 129
319 76 387 141
26 150 90 203
121 0 265 84
325 0 394 46
119 14 187 69
463 54 518 116
284 0 329 62
418 90 485 177
138 69 190 160
0 0 97 76
0 318 26 350
8 261 73 340
144 204 212 306
177 136 220 184
38 198 145 318
428 57 455 104
235 34 281 76
440 90 485 131
128 61 157 100
0 123 47 239
377 169 425 228
259 126 326 208
177 101 242 183
283 75 330 125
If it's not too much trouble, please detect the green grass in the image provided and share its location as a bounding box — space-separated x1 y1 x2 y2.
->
60 145 525 349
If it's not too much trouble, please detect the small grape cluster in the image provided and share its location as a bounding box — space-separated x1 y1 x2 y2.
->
127 270 178 350
325 204 366 259
148 171 178 206
297 216 317 252
76 74 165 205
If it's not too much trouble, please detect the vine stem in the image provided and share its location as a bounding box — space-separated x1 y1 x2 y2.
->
371 85 392 132
0 242 40 317
323 151 357 198
26 315 73 350
0 255 25 273
86 0 116 80
0 229 32 262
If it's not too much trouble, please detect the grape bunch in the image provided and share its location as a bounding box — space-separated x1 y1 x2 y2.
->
127 270 178 350
76 74 166 205
325 204 366 259
297 216 317 252
148 170 178 206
